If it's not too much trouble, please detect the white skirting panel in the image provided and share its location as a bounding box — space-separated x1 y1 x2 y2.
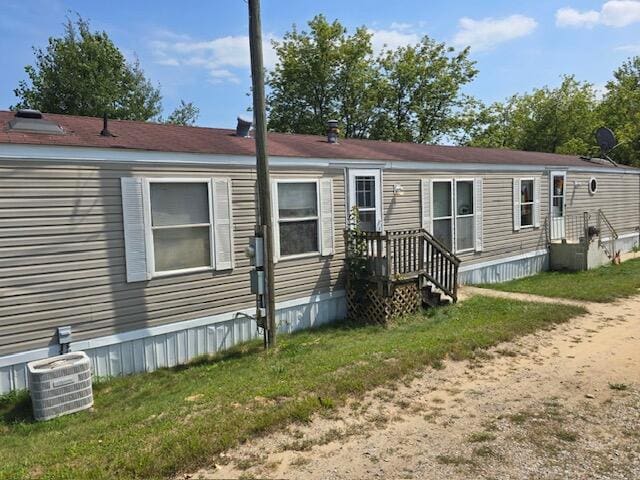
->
459 251 549 285
602 232 640 254
0 291 347 395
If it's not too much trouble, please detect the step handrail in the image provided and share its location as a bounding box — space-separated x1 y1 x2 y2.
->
387 228 460 300
344 227 461 301
597 209 619 259
597 209 618 240
386 228 462 266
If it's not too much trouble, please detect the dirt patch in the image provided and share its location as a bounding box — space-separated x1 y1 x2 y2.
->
185 294 640 480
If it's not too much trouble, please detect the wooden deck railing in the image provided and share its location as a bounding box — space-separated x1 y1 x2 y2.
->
345 228 461 301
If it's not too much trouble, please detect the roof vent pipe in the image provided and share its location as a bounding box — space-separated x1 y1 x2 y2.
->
327 120 339 144
100 112 112 137
236 115 253 137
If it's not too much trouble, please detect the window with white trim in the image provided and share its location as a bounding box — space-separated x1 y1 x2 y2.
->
432 181 453 250
354 176 377 231
120 176 234 282
348 169 382 232
149 181 213 273
455 180 474 252
277 181 319 257
431 179 476 253
520 179 534 228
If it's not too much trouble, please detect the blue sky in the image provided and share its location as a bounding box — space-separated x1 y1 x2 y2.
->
1 0 640 128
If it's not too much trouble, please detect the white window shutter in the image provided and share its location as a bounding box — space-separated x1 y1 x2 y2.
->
121 177 150 282
212 178 234 270
271 180 280 263
421 179 432 231
533 176 541 228
474 177 484 252
319 178 335 256
513 178 521 232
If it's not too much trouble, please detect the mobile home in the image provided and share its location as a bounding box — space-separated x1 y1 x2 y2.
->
1 110 638 393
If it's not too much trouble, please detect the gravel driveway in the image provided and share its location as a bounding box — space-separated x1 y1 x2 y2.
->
186 290 640 480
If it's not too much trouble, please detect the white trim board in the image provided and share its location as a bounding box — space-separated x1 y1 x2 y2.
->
601 231 639 242
1 143 638 175
0 290 346 368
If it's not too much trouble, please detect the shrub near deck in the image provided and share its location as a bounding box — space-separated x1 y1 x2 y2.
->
0 296 585 480
478 258 640 303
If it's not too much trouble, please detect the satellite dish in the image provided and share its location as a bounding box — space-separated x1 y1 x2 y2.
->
595 127 617 154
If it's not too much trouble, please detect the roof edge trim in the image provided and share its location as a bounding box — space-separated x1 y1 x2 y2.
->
0 143 638 175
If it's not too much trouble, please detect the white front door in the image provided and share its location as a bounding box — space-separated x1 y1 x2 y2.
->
348 169 382 232
549 171 566 240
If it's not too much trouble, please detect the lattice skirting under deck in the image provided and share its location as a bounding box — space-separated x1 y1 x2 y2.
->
346 280 421 324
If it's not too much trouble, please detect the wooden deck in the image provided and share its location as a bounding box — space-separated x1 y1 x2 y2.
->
344 228 461 302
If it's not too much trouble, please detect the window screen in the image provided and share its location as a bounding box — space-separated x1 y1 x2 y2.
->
278 182 319 256
150 182 212 272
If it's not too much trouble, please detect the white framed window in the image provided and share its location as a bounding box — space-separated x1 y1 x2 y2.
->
455 180 475 252
120 176 234 282
277 180 320 258
429 179 477 253
271 178 335 261
422 177 483 254
146 179 215 276
520 178 535 228
513 177 541 232
432 180 454 251
348 169 382 232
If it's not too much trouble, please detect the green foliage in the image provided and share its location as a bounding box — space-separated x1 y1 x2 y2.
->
598 56 640 166
468 58 640 166
345 206 370 312
12 15 162 121
267 15 478 142
162 100 200 126
267 15 379 138
478 258 640 303
372 38 478 143
0 296 584 479
469 76 599 156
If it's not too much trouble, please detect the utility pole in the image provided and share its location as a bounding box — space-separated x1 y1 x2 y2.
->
248 0 277 348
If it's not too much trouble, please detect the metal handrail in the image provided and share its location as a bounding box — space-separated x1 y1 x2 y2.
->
597 209 619 258
598 209 618 239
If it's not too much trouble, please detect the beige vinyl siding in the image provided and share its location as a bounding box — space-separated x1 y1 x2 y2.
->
564 172 640 234
383 170 548 266
0 162 345 357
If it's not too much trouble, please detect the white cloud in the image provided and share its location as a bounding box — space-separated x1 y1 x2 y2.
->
452 14 538 51
369 28 420 53
149 30 277 84
555 7 600 27
209 69 241 85
615 43 640 53
601 0 640 26
556 1 640 28
389 21 413 31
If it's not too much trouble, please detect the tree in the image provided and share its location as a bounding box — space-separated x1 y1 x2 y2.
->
469 76 599 156
371 38 478 143
334 27 381 138
13 15 162 121
163 100 200 126
267 15 379 137
267 15 478 142
598 56 640 166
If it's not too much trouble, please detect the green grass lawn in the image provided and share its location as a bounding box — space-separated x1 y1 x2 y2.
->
477 258 640 303
0 296 586 480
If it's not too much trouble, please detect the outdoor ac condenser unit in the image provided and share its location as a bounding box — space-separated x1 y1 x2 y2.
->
28 351 93 421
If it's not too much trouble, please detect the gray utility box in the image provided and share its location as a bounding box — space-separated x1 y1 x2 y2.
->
28 351 93 421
